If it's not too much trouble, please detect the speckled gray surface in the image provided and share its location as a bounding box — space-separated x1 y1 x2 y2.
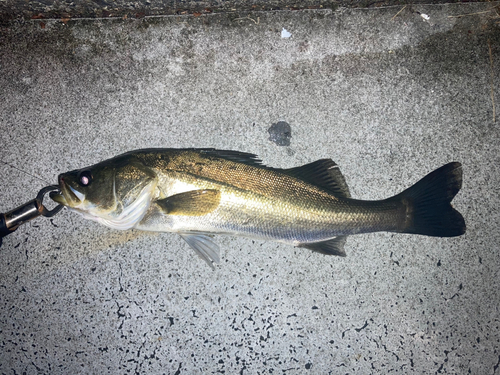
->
0 3 499 374
1 0 488 21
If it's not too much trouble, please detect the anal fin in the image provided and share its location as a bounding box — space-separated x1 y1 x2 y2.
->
180 233 220 269
298 236 348 257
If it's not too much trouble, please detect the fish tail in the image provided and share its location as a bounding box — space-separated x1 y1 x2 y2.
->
396 162 466 237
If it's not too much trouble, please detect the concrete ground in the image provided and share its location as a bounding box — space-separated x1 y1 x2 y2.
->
1 0 490 21
0 2 499 374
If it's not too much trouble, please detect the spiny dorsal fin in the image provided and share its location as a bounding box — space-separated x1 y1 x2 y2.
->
299 236 348 257
284 159 351 198
198 149 263 167
156 189 221 216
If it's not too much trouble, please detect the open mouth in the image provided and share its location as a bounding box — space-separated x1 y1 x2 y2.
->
51 175 83 206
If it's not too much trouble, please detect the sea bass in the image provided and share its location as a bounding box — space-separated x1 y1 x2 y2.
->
51 149 465 268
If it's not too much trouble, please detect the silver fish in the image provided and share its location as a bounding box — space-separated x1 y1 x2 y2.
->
51 149 466 268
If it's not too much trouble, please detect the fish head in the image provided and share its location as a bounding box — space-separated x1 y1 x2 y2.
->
52 157 157 228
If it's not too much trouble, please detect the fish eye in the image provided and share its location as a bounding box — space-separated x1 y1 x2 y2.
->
78 171 92 187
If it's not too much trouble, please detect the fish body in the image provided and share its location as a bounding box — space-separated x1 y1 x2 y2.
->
52 149 465 268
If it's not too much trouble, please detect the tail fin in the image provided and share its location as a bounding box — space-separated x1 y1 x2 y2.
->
396 162 466 237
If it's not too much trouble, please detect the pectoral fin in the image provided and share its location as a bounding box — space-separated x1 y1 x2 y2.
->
180 233 220 269
156 189 221 216
298 236 348 257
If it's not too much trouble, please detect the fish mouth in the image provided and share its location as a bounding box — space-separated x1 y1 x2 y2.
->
51 175 83 207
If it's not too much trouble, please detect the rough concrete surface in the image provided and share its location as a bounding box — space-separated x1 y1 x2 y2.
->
1 0 490 22
0 2 499 374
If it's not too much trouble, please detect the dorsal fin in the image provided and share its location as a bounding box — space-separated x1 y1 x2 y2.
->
197 151 350 198
283 159 351 198
198 149 263 166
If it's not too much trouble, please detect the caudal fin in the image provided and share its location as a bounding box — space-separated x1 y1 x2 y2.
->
396 162 466 237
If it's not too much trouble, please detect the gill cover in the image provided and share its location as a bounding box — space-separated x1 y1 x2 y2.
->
54 158 157 230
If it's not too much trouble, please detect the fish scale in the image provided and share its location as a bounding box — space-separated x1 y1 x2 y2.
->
52 148 465 268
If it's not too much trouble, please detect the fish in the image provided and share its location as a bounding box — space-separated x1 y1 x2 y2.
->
51 149 466 268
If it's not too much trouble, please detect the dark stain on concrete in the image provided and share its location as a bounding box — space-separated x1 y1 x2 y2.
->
268 121 292 146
